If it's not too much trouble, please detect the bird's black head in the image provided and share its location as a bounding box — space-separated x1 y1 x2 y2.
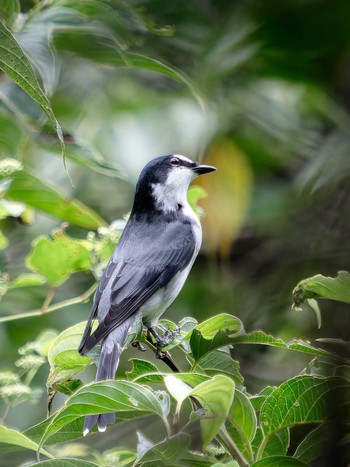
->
132 155 216 216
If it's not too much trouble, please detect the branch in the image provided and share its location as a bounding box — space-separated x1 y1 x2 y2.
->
0 282 98 324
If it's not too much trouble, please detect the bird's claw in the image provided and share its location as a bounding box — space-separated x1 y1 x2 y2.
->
132 341 147 352
148 326 180 358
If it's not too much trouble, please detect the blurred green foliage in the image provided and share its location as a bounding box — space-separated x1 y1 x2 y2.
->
0 0 349 465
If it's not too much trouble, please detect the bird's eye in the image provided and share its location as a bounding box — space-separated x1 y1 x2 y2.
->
170 157 180 166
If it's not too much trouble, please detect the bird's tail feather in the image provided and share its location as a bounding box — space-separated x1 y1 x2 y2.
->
83 315 136 436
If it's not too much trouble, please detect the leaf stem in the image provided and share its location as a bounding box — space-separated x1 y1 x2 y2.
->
0 282 98 323
256 434 268 461
41 286 56 312
217 425 249 467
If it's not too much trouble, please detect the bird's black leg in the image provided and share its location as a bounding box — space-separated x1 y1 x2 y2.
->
148 326 179 358
132 341 147 352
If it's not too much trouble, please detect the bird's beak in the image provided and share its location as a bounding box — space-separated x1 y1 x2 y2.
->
193 164 217 175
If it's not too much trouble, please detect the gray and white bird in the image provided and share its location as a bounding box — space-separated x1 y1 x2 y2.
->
78 154 216 435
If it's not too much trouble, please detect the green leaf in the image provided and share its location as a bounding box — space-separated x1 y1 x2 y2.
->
0 20 64 156
252 427 290 458
1 165 106 228
31 460 99 467
8 273 46 289
0 0 20 27
251 456 308 467
24 418 87 446
195 313 244 339
260 376 348 437
212 462 239 467
166 373 209 389
136 432 190 465
0 425 52 457
293 424 330 463
190 375 235 448
126 359 163 383
189 313 244 363
54 30 204 109
26 230 92 286
230 390 257 444
40 380 165 446
228 331 331 358
42 140 124 178
197 349 244 386
102 449 137 467
47 322 93 389
292 271 350 308
250 387 275 412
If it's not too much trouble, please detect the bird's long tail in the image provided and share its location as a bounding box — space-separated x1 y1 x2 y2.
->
83 315 136 436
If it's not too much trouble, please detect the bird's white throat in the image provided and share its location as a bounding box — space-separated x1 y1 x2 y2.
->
151 167 196 213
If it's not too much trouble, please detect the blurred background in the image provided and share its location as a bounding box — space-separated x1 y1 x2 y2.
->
0 0 350 463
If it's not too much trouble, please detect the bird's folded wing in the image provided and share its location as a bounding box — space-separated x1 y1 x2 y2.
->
79 220 196 353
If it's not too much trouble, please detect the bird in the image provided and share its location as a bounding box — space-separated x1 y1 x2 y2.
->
78 154 216 435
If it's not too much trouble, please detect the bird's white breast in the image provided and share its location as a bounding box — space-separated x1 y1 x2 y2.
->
140 206 202 327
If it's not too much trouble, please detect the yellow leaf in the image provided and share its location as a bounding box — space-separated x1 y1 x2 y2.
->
198 139 253 258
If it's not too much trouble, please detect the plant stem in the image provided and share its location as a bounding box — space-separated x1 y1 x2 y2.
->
217 425 249 467
0 282 98 323
256 435 268 461
41 286 56 312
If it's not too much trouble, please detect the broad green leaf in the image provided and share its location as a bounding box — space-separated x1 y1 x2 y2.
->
43 140 124 178
0 0 19 27
171 373 209 388
228 331 331 358
31 460 99 467
189 314 244 363
47 322 93 387
164 375 193 407
135 431 216 466
292 271 350 308
0 425 52 457
26 230 92 286
190 375 235 448
40 380 164 446
8 273 46 289
250 387 275 412
194 313 244 339
1 165 106 228
102 449 137 467
260 376 349 437
252 427 290 458
54 30 204 109
24 418 89 446
251 456 308 467
126 359 162 383
212 462 239 467
230 390 257 444
0 20 64 155
197 349 244 386
136 432 190 465
293 424 330 463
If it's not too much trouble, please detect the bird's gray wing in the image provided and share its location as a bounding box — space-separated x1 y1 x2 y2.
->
78 219 196 354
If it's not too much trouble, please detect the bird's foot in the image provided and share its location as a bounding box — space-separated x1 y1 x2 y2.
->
147 326 179 358
132 341 147 352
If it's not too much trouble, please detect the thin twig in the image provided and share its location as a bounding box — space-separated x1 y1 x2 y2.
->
0 282 98 324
